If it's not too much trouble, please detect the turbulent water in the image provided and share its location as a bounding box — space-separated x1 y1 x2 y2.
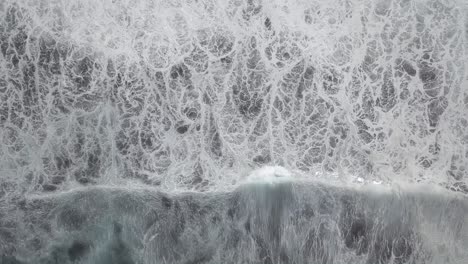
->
1 182 468 264
0 0 467 263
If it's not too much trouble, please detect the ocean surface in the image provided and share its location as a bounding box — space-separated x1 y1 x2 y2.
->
0 0 467 263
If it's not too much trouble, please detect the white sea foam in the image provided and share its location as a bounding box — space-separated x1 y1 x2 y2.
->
0 0 466 193
245 165 293 184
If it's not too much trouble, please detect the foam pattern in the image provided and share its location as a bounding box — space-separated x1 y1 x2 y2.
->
0 0 467 193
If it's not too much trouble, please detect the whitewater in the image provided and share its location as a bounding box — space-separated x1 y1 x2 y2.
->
0 0 467 263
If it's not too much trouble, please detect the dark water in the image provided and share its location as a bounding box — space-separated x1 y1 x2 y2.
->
2 181 467 264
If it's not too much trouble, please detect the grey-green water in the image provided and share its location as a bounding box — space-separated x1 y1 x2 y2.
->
2 182 467 264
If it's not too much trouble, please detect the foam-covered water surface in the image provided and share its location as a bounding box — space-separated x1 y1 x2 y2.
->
0 0 467 262
0 0 467 191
